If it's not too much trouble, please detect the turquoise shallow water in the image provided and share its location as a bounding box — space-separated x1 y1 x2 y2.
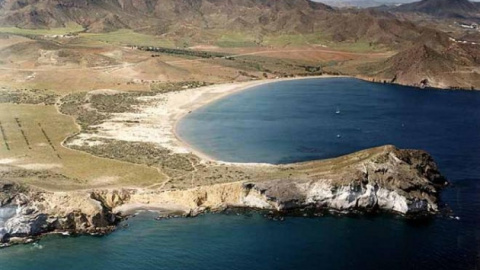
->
2 78 480 269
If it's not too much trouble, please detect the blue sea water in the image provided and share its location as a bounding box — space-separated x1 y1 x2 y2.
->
2 78 480 269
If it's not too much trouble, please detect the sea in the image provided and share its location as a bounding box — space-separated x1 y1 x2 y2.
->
1 78 479 270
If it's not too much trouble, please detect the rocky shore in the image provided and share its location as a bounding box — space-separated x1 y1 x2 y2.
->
0 145 447 247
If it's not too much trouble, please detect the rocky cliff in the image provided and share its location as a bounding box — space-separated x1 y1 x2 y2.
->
118 146 446 215
0 182 121 246
0 145 447 247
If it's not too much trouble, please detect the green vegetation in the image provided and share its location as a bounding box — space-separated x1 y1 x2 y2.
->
0 23 84 36
139 46 228 58
80 29 175 47
175 36 193 48
210 54 327 78
68 139 199 175
60 81 209 130
216 33 258 48
59 92 108 131
263 33 319 47
332 40 386 53
90 94 142 114
263 32 331 46
264 32 386 53
150 81 210 93
0 88 58 105
0 24 383 53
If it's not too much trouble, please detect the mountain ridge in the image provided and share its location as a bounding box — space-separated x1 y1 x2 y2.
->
0 0 479 90
393 0 480 19
0 0 440 49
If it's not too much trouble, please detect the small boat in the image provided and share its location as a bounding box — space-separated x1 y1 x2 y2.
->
337 134 342 138
335 107 341 114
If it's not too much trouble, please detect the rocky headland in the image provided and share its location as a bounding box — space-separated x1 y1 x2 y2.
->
0 77 451 248
0 145 447 247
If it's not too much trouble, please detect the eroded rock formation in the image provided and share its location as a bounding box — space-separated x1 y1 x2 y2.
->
0 145 447 247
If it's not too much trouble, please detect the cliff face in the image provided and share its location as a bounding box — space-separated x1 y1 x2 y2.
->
0 183 123 245
131 146 445 215
0 146 447 247
242 147 445 214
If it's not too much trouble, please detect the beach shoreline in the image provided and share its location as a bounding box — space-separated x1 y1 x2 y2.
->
0 75 453 247
169 75 347 163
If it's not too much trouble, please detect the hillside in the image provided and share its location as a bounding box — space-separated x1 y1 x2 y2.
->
0 0 479 90
0 0 438 49
364 41 480 89
394 0 480 19
319 9 424 46
380 44 455 86
0 0 332 32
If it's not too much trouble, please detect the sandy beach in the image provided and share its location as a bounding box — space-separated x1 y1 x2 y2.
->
170 75 346 162
69 75 345 164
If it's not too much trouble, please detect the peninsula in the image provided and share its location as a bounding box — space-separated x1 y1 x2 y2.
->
0 78 448 247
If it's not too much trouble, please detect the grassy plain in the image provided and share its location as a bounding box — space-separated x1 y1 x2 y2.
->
79 29 176 47
0 23 84 36
0 103 165 191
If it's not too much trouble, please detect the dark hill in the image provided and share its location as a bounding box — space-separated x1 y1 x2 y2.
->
366 41 480 89
394 0 480 19
0 0 435 49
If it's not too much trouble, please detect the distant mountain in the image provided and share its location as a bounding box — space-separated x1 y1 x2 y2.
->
0 0 333 32
393 0 480 19
320 0 410 8
0 0 479 89
0 0 433 49
319 9 426 45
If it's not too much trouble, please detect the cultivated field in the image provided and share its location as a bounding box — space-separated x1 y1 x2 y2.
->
0 103 165 191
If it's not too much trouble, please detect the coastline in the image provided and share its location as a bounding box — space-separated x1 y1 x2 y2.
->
68 74 473 168
0 75 452 247
169 74 479 164
65 74 348 166
169 75 347 163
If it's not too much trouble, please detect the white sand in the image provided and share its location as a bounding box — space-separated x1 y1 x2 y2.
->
0 158 17 165
17 163 63 170
68 76 344 163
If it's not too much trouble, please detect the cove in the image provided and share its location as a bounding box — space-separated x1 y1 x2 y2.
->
2 78 480 270
177 78 480 180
